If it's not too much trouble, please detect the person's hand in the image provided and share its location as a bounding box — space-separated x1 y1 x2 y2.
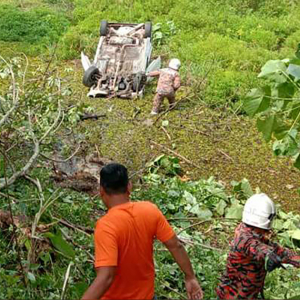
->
266 252 282 272
185 276 203 300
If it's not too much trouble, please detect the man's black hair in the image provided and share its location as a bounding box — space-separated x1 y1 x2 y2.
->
100 163 129 195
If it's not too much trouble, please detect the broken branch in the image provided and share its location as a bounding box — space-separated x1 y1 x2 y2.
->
150 140 202 170
0 134 39 190
0 55 19 127
40 145 81 163
217 149 234 162
55 218 93 235
39 100 62 143
177 220 212 235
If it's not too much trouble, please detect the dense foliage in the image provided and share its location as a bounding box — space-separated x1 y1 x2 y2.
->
1 1 300 299
1 157 300 299
2 0 300 108
244 46 300 171
0 4 70 44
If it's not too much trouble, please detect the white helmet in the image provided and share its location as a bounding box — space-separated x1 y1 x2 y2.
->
242 193 276 230
169 58 181 70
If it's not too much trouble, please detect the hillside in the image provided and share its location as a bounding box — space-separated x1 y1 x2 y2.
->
1 0 300 299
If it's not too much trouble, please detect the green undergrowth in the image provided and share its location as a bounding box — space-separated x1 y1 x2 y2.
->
58 0 300 107
0 1 71 56
1 167 300 299
73 87 300 212
133 171 300 299
2 0 300 108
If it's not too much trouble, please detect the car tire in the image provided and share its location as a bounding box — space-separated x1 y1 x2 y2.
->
100 20 108 36
83 66 100 87
144 22 152 38
133 73 146 92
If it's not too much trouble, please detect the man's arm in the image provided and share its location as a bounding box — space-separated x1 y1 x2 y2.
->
271 243 300 267
147 70 160 77
81 266 116 300
247 239 288 272
164 235 203 300
173 74 181 91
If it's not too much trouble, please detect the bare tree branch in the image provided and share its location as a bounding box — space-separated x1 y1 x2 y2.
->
0 136 39 189
0 96 62 189
0 110 39 190
150 140 203 169
40 144 81 163
39 100 62 143
0 55 19 127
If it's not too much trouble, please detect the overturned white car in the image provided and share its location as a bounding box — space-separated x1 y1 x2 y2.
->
81 21 160 98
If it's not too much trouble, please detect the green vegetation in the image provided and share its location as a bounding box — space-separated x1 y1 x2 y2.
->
1 158 300 299
0 3 70 55
244 46 300 171
1 0 300 299
2 0 300 107
133 170 300 299
0 5 70 44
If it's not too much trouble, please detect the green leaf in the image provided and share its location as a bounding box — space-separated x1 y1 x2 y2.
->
194 206 213 219
162 120 169 127
27 272 36 282
272 131 299 157
272 219 284 231
167 203 175 210
287 64 300 81
283 219 298 230
288 295 300 300
153 154 165 163
240 179 253 198
45 230 75 259
231 179 253 198
289 102 300 120
272 82 295 100
273 118 289 140
225 203 243 219
244 87 270 117
278 210 289 220
183 191 197 204
294 154 300 170
258 60 287 78
257 115 276 142
215 200 227 216
290 229 300 240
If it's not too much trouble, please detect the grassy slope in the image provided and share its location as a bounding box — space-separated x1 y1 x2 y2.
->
1 1 300 299
74 88 300 211
1 0 300 210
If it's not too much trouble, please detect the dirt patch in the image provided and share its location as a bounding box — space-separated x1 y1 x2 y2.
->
52 152 111 194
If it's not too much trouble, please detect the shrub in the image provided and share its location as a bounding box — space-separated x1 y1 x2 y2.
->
0 5 70 44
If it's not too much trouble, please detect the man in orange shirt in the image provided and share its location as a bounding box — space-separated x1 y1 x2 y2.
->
81 163 203 300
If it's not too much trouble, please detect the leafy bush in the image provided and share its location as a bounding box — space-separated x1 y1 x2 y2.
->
132 171 300 299
243 46 300 169
0 5 70 44
1 149 300 299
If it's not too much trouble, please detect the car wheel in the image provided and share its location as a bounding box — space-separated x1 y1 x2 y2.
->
144 22 152 38
133 73 146 92
100 20 108 36
83 66 100 87
132 75 142 92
